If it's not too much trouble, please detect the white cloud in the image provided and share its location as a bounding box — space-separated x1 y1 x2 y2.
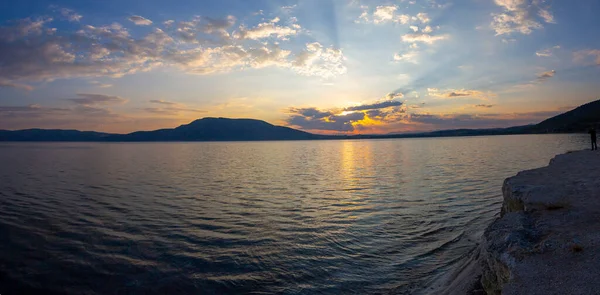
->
356 5 429 25
128 15 153 26
409 25 419 32
393 51 419 63
422 25 433 33
292 42 347 78
491 0 555 35
538 8 555 23
401 33 449 44
535 45 560 57
0 14 346 89
416 13 430 23
234 22 298 40
373 5 398 24
428 88 495 99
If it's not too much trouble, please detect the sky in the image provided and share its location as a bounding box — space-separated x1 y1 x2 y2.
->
0 0 599 134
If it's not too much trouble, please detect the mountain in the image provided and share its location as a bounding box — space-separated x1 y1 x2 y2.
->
0 129 110 141
1 100 599 141
110 117 321 141
0 118 320 142
529 99 600 133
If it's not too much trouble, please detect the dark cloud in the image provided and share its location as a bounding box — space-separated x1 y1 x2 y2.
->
287 110 365 132
385 92 404 100
288 115 354 131
288 107 333 119
286 100 408 132
447 92 470 97
67 93 127 105
345 100 403 111
475 104 494 108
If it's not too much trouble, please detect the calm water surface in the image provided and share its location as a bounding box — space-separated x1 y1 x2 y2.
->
0 135 589 294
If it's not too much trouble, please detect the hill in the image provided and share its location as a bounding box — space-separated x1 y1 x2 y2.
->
0 129 110 141
0 118 320 142
110 117 320 141
530 99 600 133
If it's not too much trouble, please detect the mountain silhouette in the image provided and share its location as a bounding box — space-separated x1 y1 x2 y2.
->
1 99 599 141
530 99 600 133
110 117 320 141
0 129 110 141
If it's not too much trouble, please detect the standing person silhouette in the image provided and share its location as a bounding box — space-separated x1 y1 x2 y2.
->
589 127 597 150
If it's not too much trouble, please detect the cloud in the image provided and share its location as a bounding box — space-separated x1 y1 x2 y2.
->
385 92 404 100
67 93 127 105
128 15 153 26
475 104 494 108
142 106 205 115
89 81 113 88
416 13 431 23
401 33 449 44
0 102 128 131
234 21 298 40
142 99 205 115
356 6 429 25
149 99 178 105
428 88 494 99
491 0 555 35
345 100 403 111
285 98 407 133
536 70 556 82
59 8 82 22
538 8 555 23
408 110 563 130
373 5 398 24
573 49 600 65
291 42 347 78
0 80 34 91
535 45 560 57
393 51 419 63
287 107 333 119
0 15 346 86
287 108 364 132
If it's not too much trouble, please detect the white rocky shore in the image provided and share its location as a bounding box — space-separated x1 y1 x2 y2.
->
439 150 600 295
480 150 600 294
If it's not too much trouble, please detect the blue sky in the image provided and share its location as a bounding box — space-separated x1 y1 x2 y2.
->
0 0 599 134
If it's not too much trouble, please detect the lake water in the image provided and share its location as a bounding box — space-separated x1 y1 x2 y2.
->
0 134 590 294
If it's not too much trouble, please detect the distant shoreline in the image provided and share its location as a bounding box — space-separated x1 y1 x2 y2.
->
0 129 586 143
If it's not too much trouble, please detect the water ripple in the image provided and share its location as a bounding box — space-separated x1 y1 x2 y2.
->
0 135 588 294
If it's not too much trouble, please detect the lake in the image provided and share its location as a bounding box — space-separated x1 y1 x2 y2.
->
0 134 589 294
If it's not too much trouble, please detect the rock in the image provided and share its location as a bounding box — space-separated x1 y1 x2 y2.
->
480 150 600 294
